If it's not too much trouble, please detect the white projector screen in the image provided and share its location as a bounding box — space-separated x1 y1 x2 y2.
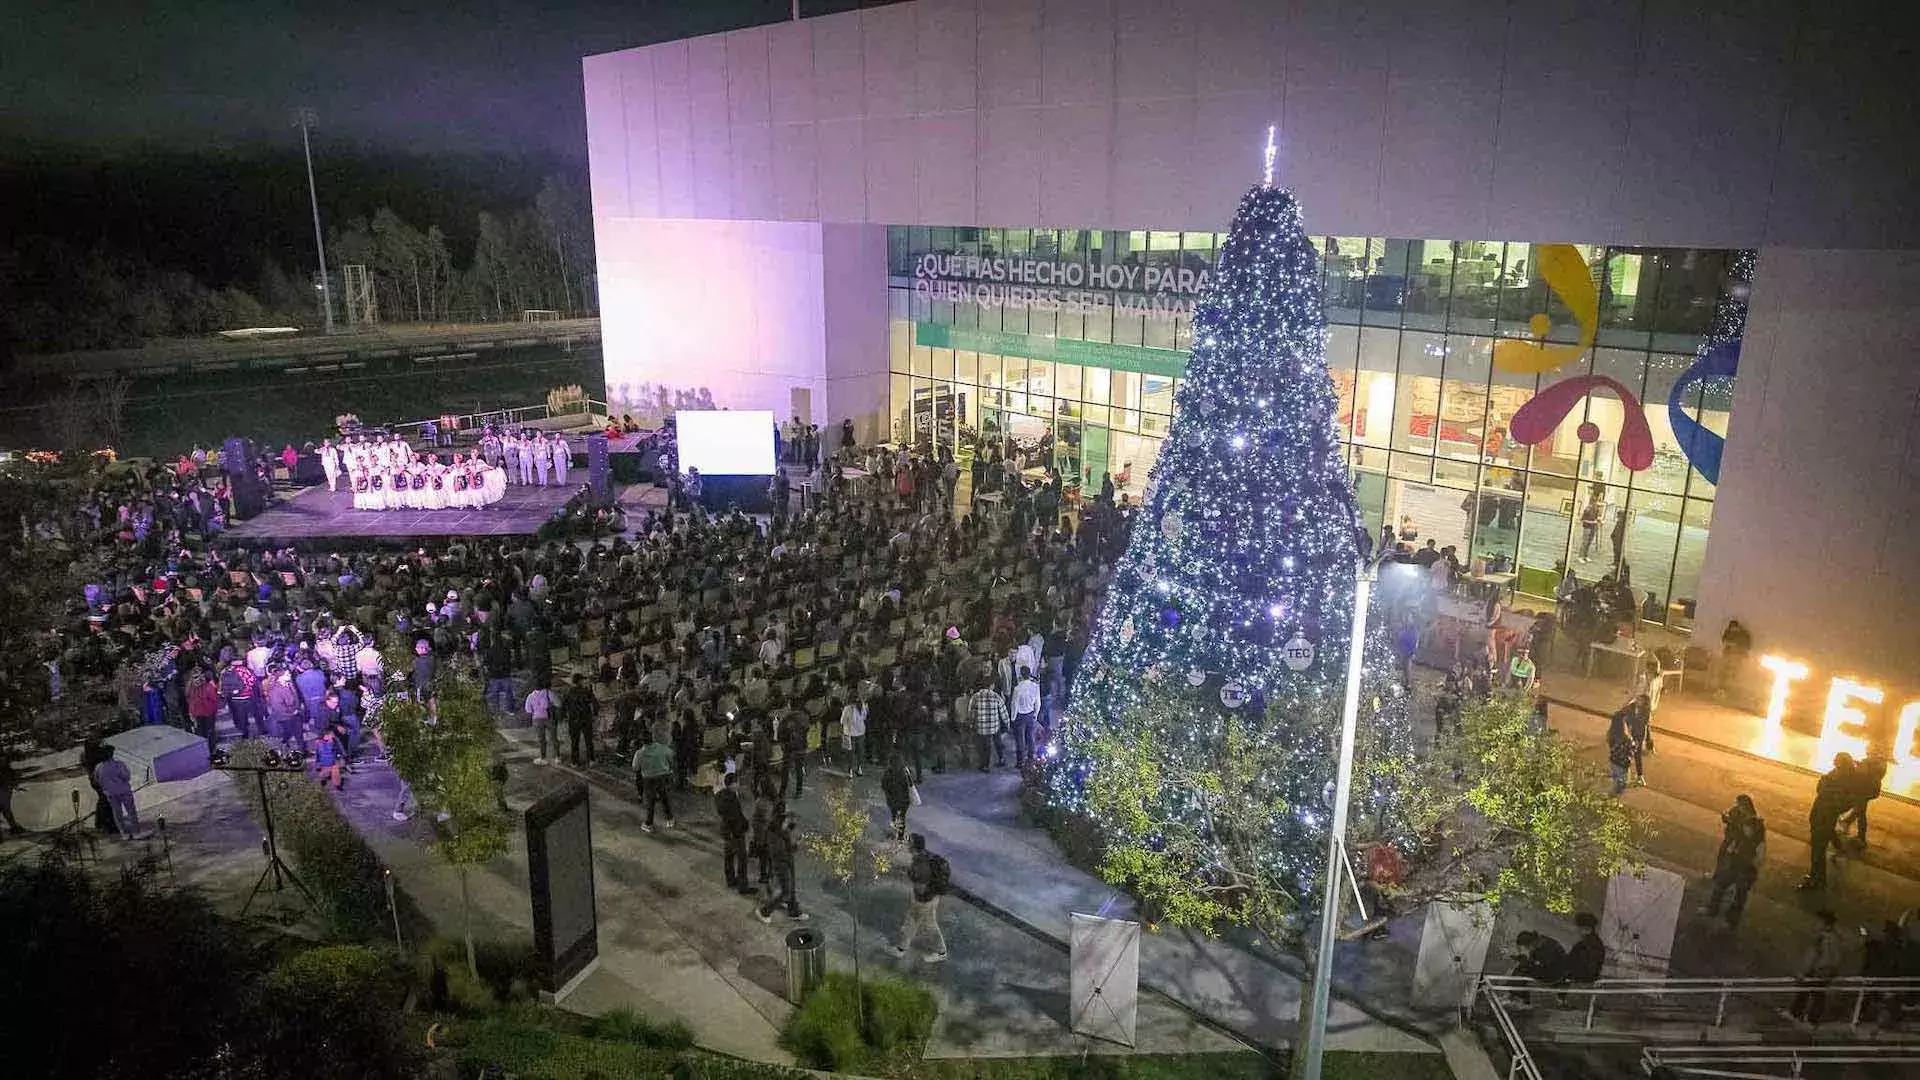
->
677 409 775 475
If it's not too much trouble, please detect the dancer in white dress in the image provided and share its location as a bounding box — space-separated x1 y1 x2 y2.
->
552 435 570 486
350 468 370 509
423 455 448 510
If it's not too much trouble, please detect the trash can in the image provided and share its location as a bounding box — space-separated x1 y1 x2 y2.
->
784 927 824 1004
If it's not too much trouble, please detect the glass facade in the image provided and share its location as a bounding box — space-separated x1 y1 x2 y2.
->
888 227 1743 629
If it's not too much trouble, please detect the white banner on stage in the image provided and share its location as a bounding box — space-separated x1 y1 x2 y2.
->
1411 900 1495 1010
1069 913 1140 1047
1601 867 1686 978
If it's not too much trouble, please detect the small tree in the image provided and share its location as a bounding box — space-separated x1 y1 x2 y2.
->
806 777 892 1029
380 675 509 978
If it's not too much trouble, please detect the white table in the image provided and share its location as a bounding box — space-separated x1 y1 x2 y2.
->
840 467 871 481
1586 638 1646 679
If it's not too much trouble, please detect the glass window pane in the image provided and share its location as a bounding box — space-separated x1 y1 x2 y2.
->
1582 347 1646 488
1671 498 1712 630
930 346 954 381
1324 236 1368 324
889 373 911 444
1054 364 1083 414
1083 299 1112 343
1623 490 1682 625
890 316 910 373
1449 241 1503 336
1597 248 1655 350
1519 472 1577 590
1144 311 1177 349
1327 324 1361 443
1112 310 1144 347
1404 240 1456 331
955 350 979 384
1435 334 1492 488
1635 351 1690 494
1487 357 1537 477
1569 481 1627 578
1389 476 1472 563
1363 239 1410 328
1395 330 1445 456
1110 370 1140 432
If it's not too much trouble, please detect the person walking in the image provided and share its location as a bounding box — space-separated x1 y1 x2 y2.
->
1799 756 1854 890
970 681 1009 771
880 754 915 843
1607 721 1634 796
1701 794 1766 926
1784 910 1845 1024
560 674 597 768
756 809 806 923
888 833 949 964
92 745 140 839
1010 665 1041 768
524 680 559 765
715 772 753 895
265 670 303 751
633 727 676 833
218 657 258 741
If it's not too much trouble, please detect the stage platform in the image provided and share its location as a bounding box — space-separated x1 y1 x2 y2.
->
223 483 582 542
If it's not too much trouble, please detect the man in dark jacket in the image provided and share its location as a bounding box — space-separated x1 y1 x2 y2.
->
560 674 597 768
1800 756 1855 890
715 772 752 894
482 632 516 715
777 705 809 798
1702 794 1766 925
888 833 949 963
1565 913 1606 985
881 754 915 843
218 657 257 739
1510 930 1568 1003
756 807 806 923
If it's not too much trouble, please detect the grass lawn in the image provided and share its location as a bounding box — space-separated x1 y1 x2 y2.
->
420 1005 803 1080
912 1050 1452 1080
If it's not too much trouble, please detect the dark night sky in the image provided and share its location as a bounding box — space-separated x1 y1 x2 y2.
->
2 0 807 160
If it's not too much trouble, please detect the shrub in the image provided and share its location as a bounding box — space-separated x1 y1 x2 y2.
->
581 1006 697 1050
248 944 420 1078
423 936 541 1010
780 972 935 1074
228 739 392 941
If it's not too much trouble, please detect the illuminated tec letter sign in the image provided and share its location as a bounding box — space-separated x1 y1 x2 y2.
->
1815 678 1882 773
1751 655 1920 797
1891 703 1920 794
1754 655 1808 759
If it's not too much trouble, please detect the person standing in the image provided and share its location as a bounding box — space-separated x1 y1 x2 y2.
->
516 433 534 486
715 772 753 895
1010 666 1041 768
560 674 596 768
1799 756 1854 890
533 434 552 487
888 833 949 963
552 434 570 486
319 439 340 491
633 727 676 833
756 809 806 923
1701 794 1766 926
312 726 343 791
839 690 869 777
970 681 1009 771
1609 507 1629 571
1607 721 1634 796
1838 755 1888 849
1578 494 1602 559
482 632 516 716
185 668 221 747
524 680 558 765
1608 693 1651 787
92 745 140 839
777 705 808 798
0 754 23 836
1785 910 1845 1024
881 754 915 843
266 670 303 751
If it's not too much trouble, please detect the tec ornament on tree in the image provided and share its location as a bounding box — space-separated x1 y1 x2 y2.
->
1047 161 1413 896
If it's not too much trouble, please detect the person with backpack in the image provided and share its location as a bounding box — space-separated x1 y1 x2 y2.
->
633 726 676 833
756 807 807 923
889 833 949 964
1701 794 1766 926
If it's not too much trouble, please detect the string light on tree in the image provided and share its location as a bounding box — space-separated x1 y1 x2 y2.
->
1046 147 1412 895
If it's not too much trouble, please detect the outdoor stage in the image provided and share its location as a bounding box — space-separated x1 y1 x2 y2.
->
223 483 581 542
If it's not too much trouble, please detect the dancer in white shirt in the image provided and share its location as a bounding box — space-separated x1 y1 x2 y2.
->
552 434 570 486
533 434 552 486
319 439 340 491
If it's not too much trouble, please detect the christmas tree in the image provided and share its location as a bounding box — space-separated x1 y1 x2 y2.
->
1048 178 1412 898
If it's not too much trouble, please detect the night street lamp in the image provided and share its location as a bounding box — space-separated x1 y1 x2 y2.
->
292 107 335 335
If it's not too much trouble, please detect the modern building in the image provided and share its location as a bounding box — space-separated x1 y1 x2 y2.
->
583 1 1920 781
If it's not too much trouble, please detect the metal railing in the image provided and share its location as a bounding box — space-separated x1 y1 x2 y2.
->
1475 974 1920 1080
1643 1044 1920 1079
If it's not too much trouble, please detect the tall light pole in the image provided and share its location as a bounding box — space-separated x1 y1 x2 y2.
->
293 107 335 335
1298 570 1374 1080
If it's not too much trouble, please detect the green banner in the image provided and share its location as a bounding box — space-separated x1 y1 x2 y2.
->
914 322 1189 379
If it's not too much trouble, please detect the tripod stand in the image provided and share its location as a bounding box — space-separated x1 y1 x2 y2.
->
226 766 318 918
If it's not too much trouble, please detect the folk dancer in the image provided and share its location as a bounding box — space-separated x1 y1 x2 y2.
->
552 434 570 486
319 438 341 491
533 433 552 486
